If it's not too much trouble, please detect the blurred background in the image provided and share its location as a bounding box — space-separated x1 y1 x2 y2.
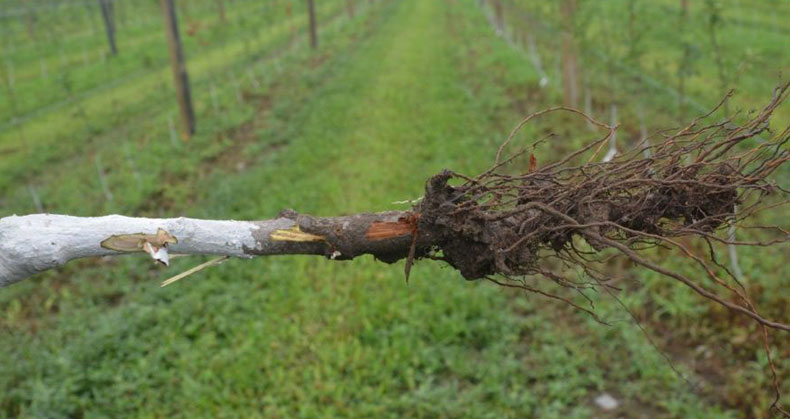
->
1 0 788 416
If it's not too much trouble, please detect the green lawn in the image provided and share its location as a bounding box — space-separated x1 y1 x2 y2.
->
1 0 788 417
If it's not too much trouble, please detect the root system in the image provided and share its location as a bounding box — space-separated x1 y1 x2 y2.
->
413 84 790 412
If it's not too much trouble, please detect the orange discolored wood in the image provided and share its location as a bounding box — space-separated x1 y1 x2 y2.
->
366 221 413 241
366 214 419 241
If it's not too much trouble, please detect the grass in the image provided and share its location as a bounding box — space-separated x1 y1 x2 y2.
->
1 0 788 417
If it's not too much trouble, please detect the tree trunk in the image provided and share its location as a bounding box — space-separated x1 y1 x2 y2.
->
0 211 420 287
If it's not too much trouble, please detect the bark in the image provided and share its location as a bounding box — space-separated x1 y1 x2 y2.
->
0 210 421 288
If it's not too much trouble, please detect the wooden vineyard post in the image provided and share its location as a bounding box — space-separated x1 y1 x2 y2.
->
346 0 355 19
216 0 227 24
307 0 318 49
560 0 579 107
98 0 118 55
492 0 504 34
677 0 690 118
23 0 37 41
160 0 196 139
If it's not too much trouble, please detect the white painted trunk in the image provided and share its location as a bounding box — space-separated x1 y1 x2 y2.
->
0 214 294 287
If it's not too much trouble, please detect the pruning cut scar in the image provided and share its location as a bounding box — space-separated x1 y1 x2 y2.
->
100 228 178 252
